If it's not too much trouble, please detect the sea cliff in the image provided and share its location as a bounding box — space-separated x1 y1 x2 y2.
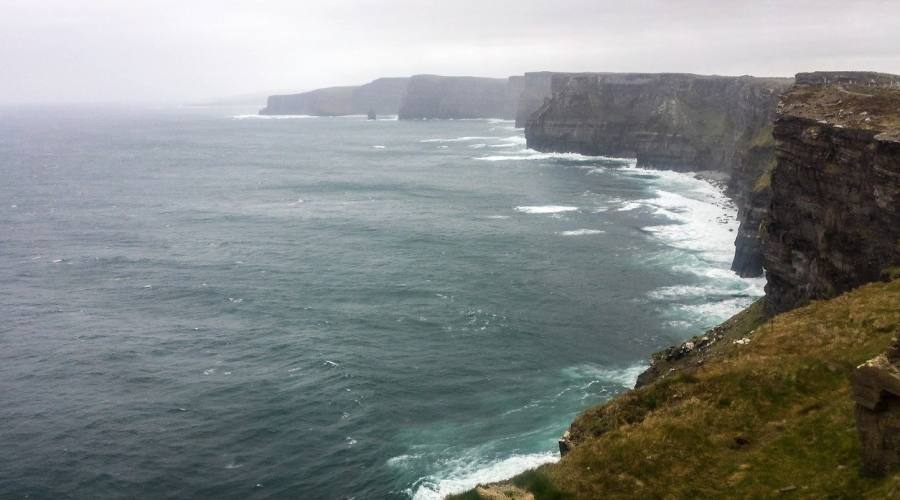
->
524 72 793 277
259 77 409 116
451 71 900 499
762 71 900 312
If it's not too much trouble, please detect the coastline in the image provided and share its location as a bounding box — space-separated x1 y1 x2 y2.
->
410 155 764 499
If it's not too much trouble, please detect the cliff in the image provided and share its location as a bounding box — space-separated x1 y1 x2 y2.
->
762 71 900 313
514 72 556 127
259 77 409 116
524 73 793 277
451 71 900 499
397 75 513 120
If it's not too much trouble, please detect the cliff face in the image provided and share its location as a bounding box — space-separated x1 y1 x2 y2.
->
397 75 512 120
259 77 408 116
514 72 555 127
525 73 793 276
762 72 900 313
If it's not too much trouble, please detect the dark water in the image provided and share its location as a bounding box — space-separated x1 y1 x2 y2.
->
0 108 762 499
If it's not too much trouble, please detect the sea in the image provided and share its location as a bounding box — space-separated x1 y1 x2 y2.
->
0 107 763 499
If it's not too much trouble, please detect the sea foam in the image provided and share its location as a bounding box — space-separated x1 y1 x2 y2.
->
476 150 631 163
559 229 605 236
230 114 316 120
410 452 559 500
515 205 579 214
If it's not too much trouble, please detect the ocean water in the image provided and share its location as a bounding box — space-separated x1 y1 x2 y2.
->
0 108 763 499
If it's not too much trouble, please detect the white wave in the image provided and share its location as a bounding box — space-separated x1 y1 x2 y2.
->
562 363 648 389
410 452 558 500
678 298 756 323
494 135 527 146
610 166 739 267
370 145 386 149
231 114 316 120
476 150 631 162
468 144 487 149
486 215 510 219
515 205 578 214
420 136 494 143
649 278 764 301
617 201 645 212
560 229 605 236
648 284 724 300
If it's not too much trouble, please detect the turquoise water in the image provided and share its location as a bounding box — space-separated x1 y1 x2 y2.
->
0 108 762 499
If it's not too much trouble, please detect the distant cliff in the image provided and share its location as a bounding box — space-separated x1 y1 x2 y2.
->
514 72 556 127
397 75 515 120
259 73 557 123
762 71 900 312
525 72 793 276
259 77 409 116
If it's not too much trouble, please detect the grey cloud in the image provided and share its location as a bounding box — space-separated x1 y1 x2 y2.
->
0 0 898 104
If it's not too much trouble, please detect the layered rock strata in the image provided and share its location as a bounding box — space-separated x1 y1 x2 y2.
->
762 71 900 312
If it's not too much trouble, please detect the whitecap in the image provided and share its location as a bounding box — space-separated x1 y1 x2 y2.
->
559 229 605 236
370 145 386 149
616 201 644 212
561 363 648 389
486 215 510 219
231 114 316 120
386 453 422 467
476 151 626 162
420 136 493 143
410 452 558 500
678 298 756 323
514 205 578 214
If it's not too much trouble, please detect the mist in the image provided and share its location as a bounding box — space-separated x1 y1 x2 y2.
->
2 0 899 105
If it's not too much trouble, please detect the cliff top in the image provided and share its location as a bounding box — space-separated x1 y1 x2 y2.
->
780 72 900 140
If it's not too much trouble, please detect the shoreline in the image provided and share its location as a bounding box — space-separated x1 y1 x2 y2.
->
411 157 763 499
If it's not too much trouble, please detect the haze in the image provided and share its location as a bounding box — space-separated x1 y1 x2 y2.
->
2 0 899 105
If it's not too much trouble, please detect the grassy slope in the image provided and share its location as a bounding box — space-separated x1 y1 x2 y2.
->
451 278 900 499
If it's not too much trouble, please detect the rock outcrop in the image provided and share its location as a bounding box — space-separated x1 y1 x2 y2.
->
524 72 793 277
397 75 513 120
762 71 900 313
852 336 900 475
259 77 409 116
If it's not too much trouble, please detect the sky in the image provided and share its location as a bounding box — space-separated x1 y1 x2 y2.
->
2 0 899 105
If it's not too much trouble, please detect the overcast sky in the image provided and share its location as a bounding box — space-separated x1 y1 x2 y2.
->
2 0 899 104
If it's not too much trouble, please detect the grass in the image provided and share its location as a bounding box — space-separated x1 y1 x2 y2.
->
451 279 900 499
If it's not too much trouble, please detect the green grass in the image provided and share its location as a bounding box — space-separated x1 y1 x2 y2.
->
452 279 900 499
